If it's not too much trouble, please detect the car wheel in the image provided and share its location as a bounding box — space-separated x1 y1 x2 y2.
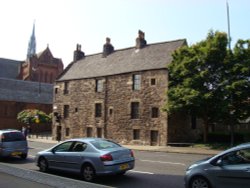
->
82 164 96 182
20 153 27 159
190 176 210 188
39 157 48 172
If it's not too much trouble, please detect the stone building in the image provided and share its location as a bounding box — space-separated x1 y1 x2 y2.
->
53 31 203 145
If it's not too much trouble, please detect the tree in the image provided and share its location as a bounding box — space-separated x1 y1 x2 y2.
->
221 40 250 145
17 109 51 125
164 30 249 143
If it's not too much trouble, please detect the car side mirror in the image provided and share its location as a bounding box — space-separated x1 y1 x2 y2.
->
216 159 223 166
51 149 56 154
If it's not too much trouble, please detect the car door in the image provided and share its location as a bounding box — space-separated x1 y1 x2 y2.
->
48 141 74 170
211 148 250 188
62 141 88 172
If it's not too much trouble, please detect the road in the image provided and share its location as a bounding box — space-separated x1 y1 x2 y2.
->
1 141 211 188
0 172 54 188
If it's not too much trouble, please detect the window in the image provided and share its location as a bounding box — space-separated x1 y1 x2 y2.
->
96 79 104 92
65 128 70 136
131 102 139 119
54 88 58 94
54 141 73 152
87 127 93 137
132 74 141 90
151 78 156 86
64 82 69 94
50 73 53 83
72 142 87 152
221 149 250 165
95 103 102 117
109 108 113 116
75 108 78 113
151 107 159 118
63 105 69 118
133 129 140 140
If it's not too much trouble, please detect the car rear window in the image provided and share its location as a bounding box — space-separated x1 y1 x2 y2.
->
1 132 26 142
91 140 121 150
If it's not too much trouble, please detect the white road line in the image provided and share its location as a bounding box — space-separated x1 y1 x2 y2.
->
140 159 186 166
129 170 154 174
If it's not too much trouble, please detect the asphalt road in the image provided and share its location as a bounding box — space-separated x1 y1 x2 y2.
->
0 172 54 188
0 141 211 188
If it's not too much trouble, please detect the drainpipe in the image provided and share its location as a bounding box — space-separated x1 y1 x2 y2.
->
104 77 108 138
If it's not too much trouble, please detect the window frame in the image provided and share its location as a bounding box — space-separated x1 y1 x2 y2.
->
151 107 159 118
63 105 69 118
96 79 104 92
132 74 141 90
131 102 140 119
95 103 102 117
133 129 140 140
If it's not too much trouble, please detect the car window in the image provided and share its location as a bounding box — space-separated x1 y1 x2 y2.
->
72 142 87 152
53 141 73 152
91 140 121 150
1 132 26 142
221 148 250 165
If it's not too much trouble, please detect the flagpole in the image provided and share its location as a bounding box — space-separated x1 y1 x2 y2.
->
226 1 231 50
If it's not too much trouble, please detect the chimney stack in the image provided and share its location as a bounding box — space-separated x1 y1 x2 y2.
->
103 37 114 57
135 30 147 49
73 44 85 61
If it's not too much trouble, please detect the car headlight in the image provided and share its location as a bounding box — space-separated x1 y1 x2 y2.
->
187 163 198 171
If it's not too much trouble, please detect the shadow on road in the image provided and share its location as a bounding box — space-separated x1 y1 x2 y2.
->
0 156 34 165
36 169 184 188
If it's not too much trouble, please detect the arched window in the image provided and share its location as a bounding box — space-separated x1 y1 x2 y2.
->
45 72 48 83
40 71 43 82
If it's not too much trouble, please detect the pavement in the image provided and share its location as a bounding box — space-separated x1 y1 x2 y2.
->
28 134 222 156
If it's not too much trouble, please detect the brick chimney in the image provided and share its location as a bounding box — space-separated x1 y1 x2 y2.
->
73 44 85 61
103 37 114 57
135 30 147 49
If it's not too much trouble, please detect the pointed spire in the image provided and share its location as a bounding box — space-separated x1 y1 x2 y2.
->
27 21 36 58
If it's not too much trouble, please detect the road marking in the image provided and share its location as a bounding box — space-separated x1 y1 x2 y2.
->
129 170 154 174
140 159 186 166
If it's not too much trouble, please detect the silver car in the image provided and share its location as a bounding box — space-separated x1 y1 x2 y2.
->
185 143 250 188
0 129 28 159
35 138 135 182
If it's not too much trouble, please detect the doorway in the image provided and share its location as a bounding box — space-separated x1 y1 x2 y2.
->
56 126 62 141
150 130 158 146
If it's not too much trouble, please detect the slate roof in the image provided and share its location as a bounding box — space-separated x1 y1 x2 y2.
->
58 39 186 81
0 78 53 104
0 58 23 79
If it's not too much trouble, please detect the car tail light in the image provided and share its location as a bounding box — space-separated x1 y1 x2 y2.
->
130 150 134 158
100 154 113 161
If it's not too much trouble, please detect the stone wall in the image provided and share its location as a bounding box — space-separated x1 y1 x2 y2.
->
53 69 170 145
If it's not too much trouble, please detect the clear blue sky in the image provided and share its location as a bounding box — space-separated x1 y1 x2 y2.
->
0 0 249 67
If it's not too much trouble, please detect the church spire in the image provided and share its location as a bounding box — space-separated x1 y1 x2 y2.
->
27 22 36 58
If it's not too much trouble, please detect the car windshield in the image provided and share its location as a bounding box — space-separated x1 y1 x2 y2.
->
90 140 121 150
1 132 26 142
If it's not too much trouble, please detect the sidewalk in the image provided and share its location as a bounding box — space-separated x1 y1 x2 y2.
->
28 134 222 156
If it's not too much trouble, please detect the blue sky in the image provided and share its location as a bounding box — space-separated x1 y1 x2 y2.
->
0 0 249 67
